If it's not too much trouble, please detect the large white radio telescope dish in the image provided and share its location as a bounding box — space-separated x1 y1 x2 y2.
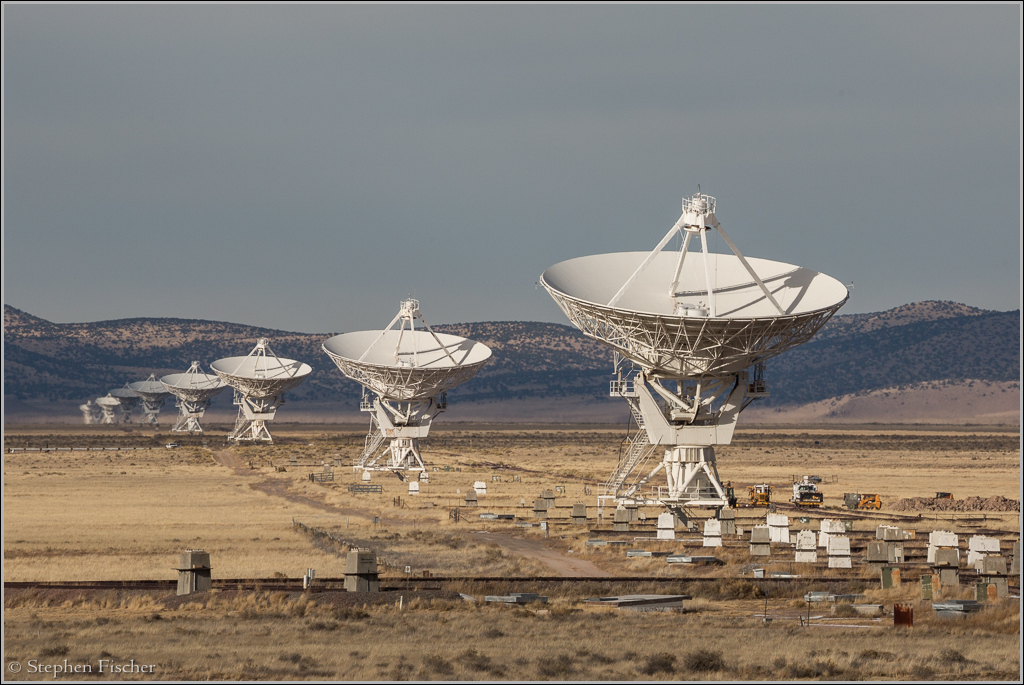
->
211 339 311 443
541 190 848 513
323 298 492 471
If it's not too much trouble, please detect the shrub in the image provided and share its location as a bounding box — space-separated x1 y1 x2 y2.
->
536 654 578 678
684 649 725 673
641 653 677 675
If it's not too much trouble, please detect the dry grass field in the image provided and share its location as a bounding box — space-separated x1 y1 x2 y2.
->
3 422 1020 680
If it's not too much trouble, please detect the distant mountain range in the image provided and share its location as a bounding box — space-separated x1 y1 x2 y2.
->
3 301 1019 422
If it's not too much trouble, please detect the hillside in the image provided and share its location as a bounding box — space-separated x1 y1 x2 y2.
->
3 301 1019 424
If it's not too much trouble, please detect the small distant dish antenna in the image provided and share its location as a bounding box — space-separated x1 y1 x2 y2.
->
211 339 312 443
107 385 141 424
161 362 228 434
322 299 492 472
128 374 174 428
540 190 848 512
79 399 101 424
94 395 122 424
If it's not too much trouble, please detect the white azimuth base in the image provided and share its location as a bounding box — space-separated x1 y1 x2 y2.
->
323 299 492 472
542 191 848 513
211 339 312 444
358 395 445 472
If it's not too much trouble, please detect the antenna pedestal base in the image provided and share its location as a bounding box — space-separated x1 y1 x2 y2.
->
355 399 439 472
227 394 281 444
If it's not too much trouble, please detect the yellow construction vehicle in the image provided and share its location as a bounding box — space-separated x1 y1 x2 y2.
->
748 484 773 507
844 493 882 510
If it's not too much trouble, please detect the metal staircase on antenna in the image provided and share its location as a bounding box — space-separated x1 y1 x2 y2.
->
323 299 492 472
541 190 848 511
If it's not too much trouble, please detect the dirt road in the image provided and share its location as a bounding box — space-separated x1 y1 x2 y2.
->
212 449 611 578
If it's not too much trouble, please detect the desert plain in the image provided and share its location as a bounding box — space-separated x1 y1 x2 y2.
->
3 421 1021 681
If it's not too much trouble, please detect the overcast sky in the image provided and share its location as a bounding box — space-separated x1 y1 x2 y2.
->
4 4 1020 334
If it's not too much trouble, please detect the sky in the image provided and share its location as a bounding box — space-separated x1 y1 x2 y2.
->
3 4 1020 334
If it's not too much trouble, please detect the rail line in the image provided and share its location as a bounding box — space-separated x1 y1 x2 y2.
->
9 572 1007 593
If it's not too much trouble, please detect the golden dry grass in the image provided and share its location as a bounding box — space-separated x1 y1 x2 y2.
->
3 422 1020 681
2 592 1019 681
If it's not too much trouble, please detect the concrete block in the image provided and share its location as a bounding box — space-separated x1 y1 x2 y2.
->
818 531 831 549
750 525 770 543
345 550 377 575
821 519 846 534
980 556 1007 576
749 543 771 556
795 530 816 550
704 519 722 536
769 526 790 544
702 536 722 548
408 482 420 495
968 536 1000 553
827 536 851 555
876 525 902 541
656 512 675 540
720 520 736 536
794 550 818 563
828 556 852 569
1013 540 1020 576
929 530 958 548
931 547 959 568
867 541 889 562
938 568 959 587
766 513 789 527
718 507 736 521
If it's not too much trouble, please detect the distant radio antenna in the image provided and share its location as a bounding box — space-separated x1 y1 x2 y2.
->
129 374 173 427
323 299 491 472
107 384 141 424
211 339 312 443
161 362 228 434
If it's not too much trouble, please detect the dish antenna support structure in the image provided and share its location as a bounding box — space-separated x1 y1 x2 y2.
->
211 339 312 443
541 190 848 515
128 374 173 427
94 395 122 424
161 362 228 434
107 385 141 424
323 299 492 472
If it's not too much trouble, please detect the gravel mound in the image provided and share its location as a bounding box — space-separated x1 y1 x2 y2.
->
889 495 1019 512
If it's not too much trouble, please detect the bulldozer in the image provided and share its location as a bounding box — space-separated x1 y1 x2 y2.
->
844 493 882 510
748 483 773 508
790 477 824 507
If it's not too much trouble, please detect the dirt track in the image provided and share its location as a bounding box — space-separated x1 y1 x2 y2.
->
212 449 608 578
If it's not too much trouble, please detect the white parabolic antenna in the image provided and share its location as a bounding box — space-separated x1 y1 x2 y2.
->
128 374 174 427
94 395 121 424
323 298 492 471
107 385 141 424
541 191 848 512
161 362 228 434
211 339 312 443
